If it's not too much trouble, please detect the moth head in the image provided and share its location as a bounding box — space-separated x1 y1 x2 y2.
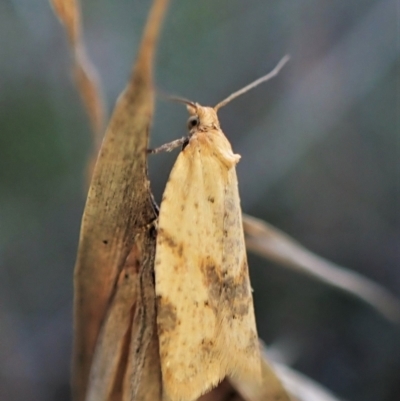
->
187 105 220 132
169 98 220 132
165 97 204 132
185 103 199 131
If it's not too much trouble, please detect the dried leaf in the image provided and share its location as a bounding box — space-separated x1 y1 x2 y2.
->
123 314 162 401
69 0 170 400
86 232 161 401
85 245 140 401
243 214 400 323
121 230 161 401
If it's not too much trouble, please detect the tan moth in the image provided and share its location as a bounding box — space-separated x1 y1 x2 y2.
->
152 55 290 401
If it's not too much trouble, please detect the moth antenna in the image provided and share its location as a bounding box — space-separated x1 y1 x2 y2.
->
214 54 290 111
157 90 197 109
168 96 197 109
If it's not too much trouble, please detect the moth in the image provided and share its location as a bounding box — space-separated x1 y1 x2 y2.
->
152 56 290 401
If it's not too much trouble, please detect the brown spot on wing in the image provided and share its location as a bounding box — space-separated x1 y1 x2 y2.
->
177 243 183 257
200 257 250 318
157 228 184 258
157 228 177 248
157 296 177 336
200 338 215 355
245 330 258 354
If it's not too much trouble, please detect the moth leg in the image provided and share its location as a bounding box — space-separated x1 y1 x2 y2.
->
147 137 188 154
135 216 159 237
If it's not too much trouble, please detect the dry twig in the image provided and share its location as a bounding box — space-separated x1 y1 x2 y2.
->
243 214 400 323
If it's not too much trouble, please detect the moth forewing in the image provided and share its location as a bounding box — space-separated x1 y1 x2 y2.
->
154 57 289 401
155 106 261 401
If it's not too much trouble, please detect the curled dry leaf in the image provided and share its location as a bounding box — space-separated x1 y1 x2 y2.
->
85 245 140 401
50 0 105 154
243 214 400 324
86 235 162 401
52 0 171 400
51 0 80 42
123 312 162 401
87 233 161 401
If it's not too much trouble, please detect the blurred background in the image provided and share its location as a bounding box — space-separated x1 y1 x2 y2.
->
0 0 399 400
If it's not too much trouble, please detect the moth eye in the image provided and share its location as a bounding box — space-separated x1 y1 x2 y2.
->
187 116 200 130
